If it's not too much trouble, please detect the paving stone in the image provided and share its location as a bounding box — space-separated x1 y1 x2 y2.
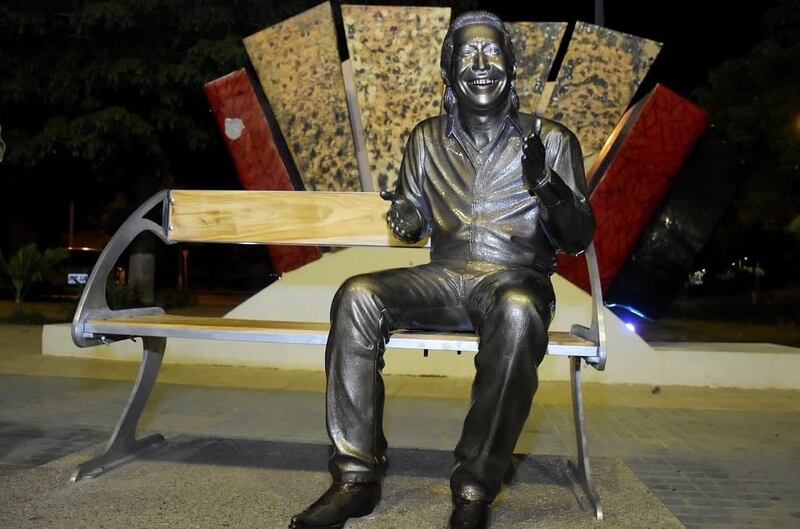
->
0 439 681 529
1 368 798 529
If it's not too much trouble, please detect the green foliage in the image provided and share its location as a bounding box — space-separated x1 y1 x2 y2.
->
0 0 320 246
0 244 69 306
0 0 474 248
695 0 800 229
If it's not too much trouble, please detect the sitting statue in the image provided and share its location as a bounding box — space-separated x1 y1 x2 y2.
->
290 10 595 529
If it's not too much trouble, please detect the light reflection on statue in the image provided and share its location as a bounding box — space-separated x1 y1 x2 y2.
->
290 11 595 529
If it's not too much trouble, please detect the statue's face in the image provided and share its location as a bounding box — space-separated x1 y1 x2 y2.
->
450 24 510 113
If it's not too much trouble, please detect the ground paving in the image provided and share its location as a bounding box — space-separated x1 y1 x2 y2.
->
0 323 798 528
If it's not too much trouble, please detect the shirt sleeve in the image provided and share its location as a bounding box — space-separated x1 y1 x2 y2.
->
535 128 596 255
393 124 432 235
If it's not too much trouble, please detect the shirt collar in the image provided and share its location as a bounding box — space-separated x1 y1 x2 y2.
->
446 105 524 139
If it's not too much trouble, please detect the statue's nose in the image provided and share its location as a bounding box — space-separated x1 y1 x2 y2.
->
472 51 488 71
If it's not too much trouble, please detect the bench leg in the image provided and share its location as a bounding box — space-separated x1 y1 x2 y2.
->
568 356 603 520
70 337 167 482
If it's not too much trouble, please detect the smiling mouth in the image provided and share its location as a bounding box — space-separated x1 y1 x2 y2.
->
468 78 498 87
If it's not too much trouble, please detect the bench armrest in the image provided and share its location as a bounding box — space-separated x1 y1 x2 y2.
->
570 243 607 370
72 191 173 347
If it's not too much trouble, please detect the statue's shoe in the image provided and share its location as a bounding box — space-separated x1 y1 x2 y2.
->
289 481 381 529
449 498 491 529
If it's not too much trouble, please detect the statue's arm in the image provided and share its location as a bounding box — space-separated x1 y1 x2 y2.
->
380 125 431 243
522 125 595 255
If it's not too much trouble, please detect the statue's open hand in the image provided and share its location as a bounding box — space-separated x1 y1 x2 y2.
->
380 190 424 243
521 118 548 189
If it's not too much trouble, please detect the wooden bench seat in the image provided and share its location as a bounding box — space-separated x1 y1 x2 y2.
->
70 189 606 519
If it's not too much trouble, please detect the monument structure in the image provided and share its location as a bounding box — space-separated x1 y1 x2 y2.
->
290 11 595 529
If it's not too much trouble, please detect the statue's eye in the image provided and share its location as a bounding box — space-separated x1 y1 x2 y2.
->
485 44 502 56
458 46 476 57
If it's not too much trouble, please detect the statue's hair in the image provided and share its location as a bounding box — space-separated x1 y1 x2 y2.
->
440 11 519 114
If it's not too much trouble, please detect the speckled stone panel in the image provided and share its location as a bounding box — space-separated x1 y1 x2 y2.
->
545 21 662 158
506 22 567 115
342 5 450 192
244 2 360 191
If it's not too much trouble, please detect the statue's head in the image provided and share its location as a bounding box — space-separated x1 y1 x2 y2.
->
440 11 518 116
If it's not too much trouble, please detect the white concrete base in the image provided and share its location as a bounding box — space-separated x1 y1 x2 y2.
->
44 248 800 389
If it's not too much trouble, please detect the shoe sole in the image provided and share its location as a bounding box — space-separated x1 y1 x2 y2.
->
289 523 345 529
289 501 379 529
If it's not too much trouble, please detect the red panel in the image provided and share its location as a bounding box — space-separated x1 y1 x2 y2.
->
204 69 321 274
557 84 709 293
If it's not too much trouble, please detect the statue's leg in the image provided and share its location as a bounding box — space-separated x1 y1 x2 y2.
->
451 268 555 502
325 264 469 483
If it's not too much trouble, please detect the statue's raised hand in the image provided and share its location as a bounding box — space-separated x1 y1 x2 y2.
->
521 118 549 189
380 190 424 243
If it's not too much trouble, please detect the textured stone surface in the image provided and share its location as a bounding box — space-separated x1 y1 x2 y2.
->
343 5 450 192
545 22 662 158
244 2 360 191
204 69 296 193
1 365 799 528
0 439 681 529
203 69 322 274
507 22 568 115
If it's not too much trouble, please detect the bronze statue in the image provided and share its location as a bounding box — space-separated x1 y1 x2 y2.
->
290 11 595 529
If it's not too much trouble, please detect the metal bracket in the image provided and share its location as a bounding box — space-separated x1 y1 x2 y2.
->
70 191 174 481
72 191 174 348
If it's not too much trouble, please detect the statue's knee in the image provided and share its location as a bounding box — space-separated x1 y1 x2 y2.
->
492 287 541 323
332 275 381 314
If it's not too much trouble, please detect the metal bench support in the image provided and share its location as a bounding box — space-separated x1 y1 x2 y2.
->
70 337 167 482
568 355 603 520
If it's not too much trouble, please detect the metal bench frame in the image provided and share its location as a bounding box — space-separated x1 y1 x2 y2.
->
71 189 607 519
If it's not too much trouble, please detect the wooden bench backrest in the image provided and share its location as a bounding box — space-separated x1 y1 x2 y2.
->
167 190 417 247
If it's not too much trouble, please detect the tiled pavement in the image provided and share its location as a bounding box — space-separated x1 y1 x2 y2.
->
1 324 799 528
628 457 800 529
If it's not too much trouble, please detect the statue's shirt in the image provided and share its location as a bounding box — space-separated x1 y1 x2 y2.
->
396 111 594 274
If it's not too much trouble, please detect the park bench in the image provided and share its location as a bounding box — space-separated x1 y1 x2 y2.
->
71 189 608 519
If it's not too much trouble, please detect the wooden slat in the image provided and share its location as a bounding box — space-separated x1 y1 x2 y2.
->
168 190 427 247
84 315 597 356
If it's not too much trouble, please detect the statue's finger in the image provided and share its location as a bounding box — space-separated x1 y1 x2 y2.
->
533 118 543 137
380 190 398 202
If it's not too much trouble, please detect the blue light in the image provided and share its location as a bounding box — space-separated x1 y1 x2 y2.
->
624 322 637 333
606 303 650 320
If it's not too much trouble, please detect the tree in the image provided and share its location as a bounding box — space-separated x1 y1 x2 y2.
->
695 0 800 231
0 0 321 250
0 244 69 313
